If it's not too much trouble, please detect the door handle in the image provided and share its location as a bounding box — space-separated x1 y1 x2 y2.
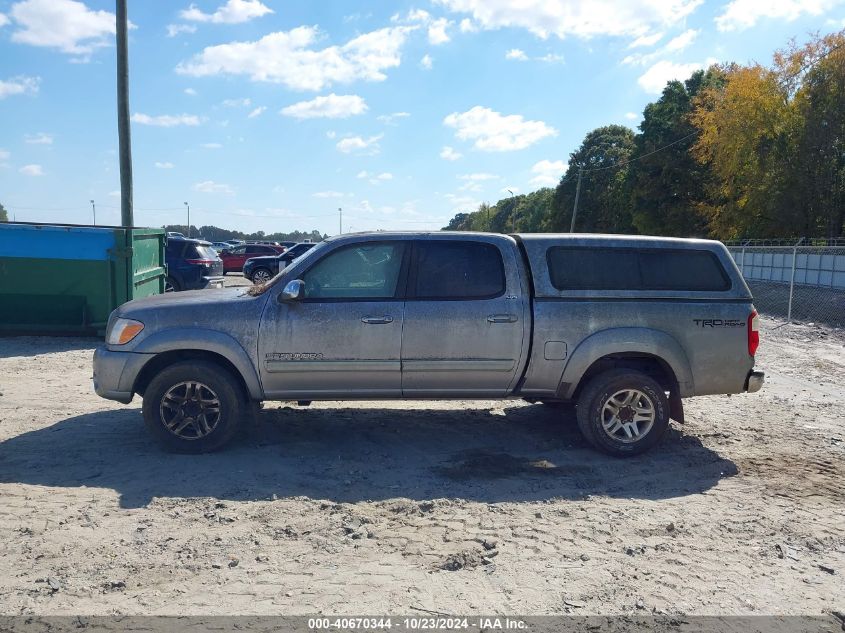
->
361 315 394 324
487 314 517 323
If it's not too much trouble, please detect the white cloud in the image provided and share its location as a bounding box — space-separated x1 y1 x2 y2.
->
155 161 174 169
716 0 841 31
131 113 202 127
459 18 478 32
326 131 337 139
434 0 703 40
176 25 414 91
440 146 462 161
506 48 528 61
193 180 234 194
0 75 39 99
313 190 346 198
108 190 120 197
428 17 452 44
377 111 410 125
281 93 368 119
628 32 664 48
458 173 497 192
0 13 9 27
222 97 251 107
530 159 567 187
167 23 197 37
420 54 433 69
624 112 639 120
184 87 197 96
638 60 703 93
336 134 383 154
180 0 273 24
247 106 266 118
444 106 557 152
537 53 564 63
0 149 10 162
201 142 222 149
369 172 393 184
10 0 117 56
664 28 698 52
459 172 497 181
19 164 43 176
24 132 52 144
444 193 481 213
356 170 369 178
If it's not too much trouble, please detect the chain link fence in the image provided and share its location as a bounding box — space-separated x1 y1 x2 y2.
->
725 239 845 327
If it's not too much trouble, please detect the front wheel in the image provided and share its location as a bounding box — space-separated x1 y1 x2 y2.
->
251 268 273 284
142 361 244 453
575 369 669 457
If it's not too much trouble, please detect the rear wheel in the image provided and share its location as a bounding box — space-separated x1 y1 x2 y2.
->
251 268 273 284
164 276 179 293
142 361 244 453
575 369 669 457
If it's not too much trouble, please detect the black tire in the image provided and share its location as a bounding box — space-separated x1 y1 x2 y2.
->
251 268 273 284
165 276 179 293
575 369 669 457
142 360 245 453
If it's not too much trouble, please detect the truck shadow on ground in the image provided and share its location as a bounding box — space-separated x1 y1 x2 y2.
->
0 403 738 508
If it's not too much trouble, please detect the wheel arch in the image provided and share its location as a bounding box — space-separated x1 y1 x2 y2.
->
131 329 263 400
558 327 694 402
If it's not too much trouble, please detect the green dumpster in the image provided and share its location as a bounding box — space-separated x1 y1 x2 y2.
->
0 222 166 336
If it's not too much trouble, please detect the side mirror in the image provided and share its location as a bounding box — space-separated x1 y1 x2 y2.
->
280 279 305 302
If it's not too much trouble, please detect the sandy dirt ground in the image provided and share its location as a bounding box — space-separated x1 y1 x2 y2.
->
0 278 843 616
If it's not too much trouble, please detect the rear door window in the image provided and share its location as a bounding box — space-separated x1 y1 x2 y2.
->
185 244 218 260
547 247 730 291
412 241 505 299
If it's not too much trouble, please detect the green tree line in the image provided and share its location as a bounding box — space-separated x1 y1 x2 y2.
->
445 31 845 240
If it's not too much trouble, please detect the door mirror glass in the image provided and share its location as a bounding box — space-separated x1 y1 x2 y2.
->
280 279 305 302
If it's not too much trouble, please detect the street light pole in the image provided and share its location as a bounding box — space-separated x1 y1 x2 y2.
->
184 201 190 237
90 199 96 225
338 207 342 234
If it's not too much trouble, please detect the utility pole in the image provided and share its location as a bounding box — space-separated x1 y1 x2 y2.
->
338 207 342 234
569 168 583 233
184 201 190 237
116 0 134 228
507 189 515 233
90 199 96 225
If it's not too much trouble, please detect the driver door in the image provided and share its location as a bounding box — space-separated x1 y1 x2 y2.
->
258 240 409 399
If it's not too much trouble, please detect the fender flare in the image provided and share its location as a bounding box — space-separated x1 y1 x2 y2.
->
557 327 694 400
131 328 263 399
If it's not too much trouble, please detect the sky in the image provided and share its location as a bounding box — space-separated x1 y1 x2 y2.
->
1 0 844 236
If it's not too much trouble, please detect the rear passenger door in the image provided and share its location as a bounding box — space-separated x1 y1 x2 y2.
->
401 239 526 397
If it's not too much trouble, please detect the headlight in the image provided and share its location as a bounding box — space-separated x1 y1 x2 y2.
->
107 318 145 345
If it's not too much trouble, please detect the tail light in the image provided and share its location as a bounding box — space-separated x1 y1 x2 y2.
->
186 259 216 265
747 309 760 356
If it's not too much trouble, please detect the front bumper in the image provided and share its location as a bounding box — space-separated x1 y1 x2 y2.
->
92 346 153 404
745 370 765 393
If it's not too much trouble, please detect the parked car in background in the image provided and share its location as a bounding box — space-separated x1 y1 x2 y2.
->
219 243 285 273
243 242 318 283
164 237 224 292
211 241 231 251
166 231 184 238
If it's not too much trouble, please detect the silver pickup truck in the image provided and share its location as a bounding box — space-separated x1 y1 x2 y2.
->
93 232 764 457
